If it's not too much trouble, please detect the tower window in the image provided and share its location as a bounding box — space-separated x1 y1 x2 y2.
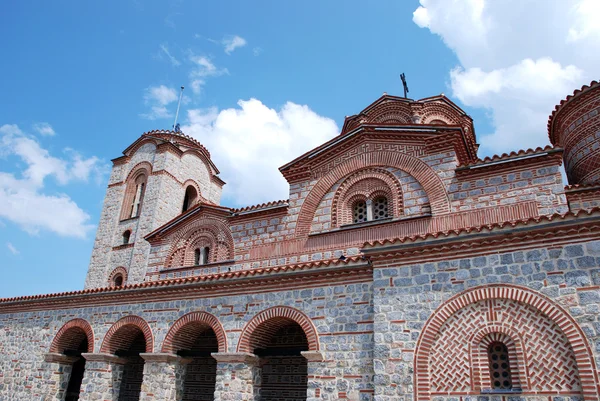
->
182 185 199 213
488 342 512 390
122 230 131 245
121 169 148 221
113 274 123 287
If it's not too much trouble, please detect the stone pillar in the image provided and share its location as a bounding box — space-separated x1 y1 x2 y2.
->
79 353 127 401
302 351 331 401
139 353 191 401
212 352 260 401
43 353 79 401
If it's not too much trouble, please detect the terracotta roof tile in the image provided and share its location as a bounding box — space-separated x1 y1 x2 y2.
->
363 207 600 248
458 145 559 168
231 200 289 214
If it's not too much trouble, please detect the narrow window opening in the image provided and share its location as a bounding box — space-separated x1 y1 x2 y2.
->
113 274 123 287
488 342 512 390
182 185 198 213
194 248 201 265
122 230 131 245
372 196 389 220
352 200 367 224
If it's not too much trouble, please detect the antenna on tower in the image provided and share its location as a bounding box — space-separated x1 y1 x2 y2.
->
172 86 184 133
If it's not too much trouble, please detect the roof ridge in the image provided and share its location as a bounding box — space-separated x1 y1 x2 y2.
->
231 199 289 213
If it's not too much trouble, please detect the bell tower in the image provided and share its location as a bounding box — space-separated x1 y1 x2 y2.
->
84 130 224 289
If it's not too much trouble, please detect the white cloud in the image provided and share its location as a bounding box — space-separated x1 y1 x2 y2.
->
188 55 228 94
32 122 55 136
222 35 247 55
0 124 100 238
140 85 179 120
6 242 18 255
159 44 181 66
412 0 600 155
182 99 339 205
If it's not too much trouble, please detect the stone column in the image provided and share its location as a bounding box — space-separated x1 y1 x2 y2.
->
212 352 260 401
79 353 127 401
302 351 332 401
139 353 191 401
43 353 79 401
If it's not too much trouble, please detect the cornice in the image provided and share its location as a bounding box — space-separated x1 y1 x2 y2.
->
0 258 370 313
456 145 562 174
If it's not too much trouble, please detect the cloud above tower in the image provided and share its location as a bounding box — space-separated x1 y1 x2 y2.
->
182 98 338 206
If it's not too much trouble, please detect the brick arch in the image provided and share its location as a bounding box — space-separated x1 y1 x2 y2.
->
161 311 227 353
182 179 208 204
419 102 464 125
107 266 128 287
469 325 528 391
296 151 450 237
414 284 599 401
50 318 94 354
237 306 319 353
331 168 404 228
100 315 154 354
124 161 153 183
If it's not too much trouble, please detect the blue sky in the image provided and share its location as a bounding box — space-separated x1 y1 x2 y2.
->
1 0 598 298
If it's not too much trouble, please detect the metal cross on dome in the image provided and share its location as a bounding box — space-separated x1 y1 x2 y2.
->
400 73 409 98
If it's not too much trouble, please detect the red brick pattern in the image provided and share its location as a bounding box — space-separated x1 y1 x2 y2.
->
119 162 152 221
49 318 94 354
237 306 319 353
414 285 600 400
161 311 227 353
295 150 451 237
100 315 154 354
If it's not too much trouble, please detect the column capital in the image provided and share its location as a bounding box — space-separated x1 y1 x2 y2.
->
211 352 259 364
44 353 79 364
82 353 128 365
139 353 191 364
301 350 325 362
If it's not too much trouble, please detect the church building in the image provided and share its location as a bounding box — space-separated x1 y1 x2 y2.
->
1 81 600 401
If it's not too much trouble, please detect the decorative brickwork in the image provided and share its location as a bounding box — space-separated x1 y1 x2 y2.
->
161 311 227 353
331 168 403 227
415 285 598 400
50 318 94 354
100 315 154 354
108 266 128 287
237 306 319 353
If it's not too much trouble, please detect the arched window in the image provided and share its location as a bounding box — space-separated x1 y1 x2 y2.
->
113 274 124 287
121 170 148 220
122 230 131 245
372 196 389 220
194 248 201 266
352 200 368 224
182 185 198 213
488 342 512 390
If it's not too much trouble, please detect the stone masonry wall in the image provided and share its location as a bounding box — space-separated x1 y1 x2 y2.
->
371 237 600 401
0 281 373 401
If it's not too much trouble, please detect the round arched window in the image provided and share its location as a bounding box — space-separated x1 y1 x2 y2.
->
113 274 123 287
352 200 367 224
488 342 512 390
372 196 389 220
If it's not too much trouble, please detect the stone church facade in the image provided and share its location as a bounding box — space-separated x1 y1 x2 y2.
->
2 81 600 401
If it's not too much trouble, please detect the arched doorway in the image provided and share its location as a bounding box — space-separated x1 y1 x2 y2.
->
161 312 227 400
49 319 94 401
100 316 153 401
254 322 309 401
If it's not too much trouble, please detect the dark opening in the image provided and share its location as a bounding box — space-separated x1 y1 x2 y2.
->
178 328 219 401
114 274 124 287
117 331 146 401
488 341 512 390
64 337 88 401
122 230 131 245
255 322 308 401
194 248 201 265
182 186 198 213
